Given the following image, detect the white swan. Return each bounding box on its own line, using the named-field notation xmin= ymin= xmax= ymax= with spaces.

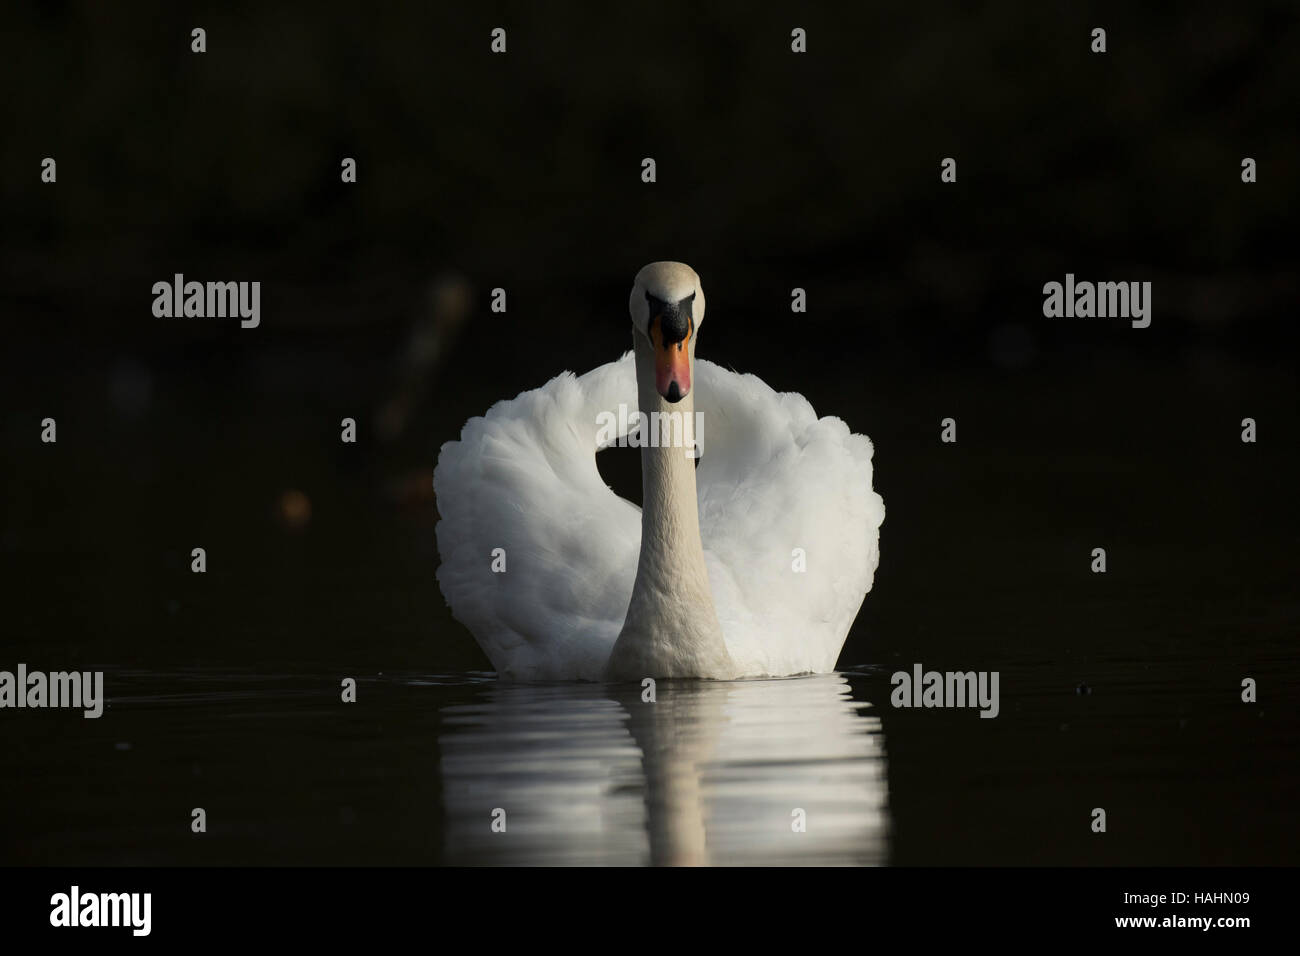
xmin=434 ymin=262 xmax=884 ymax=680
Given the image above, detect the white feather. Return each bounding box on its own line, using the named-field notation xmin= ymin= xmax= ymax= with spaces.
xmin=434 ymin=351 xmax=884 ymax=680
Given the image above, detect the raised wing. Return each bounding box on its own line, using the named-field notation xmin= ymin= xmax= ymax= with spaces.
xmin=694 ymin=363 xmax=884 ymax=676
xmin=434 ymin=354 xmax=641 ymax=679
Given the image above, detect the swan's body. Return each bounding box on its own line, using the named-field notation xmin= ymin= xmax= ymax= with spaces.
xmin=434 ymin=263 xmax=884 ymax=680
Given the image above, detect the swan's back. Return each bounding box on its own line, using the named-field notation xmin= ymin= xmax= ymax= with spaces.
xmin=434 ymin=352 xmax=884 ymax=679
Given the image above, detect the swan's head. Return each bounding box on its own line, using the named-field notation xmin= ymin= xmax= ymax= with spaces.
xmin=629 ymin=261 xmax=705 ymax=404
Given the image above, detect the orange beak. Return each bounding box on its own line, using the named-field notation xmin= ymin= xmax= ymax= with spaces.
xmin=650 ymin=316 xmax=691 ymax=402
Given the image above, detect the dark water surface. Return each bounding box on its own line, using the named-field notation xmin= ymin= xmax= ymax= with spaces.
xmin=3 ymin=650 xmax=1294 ymax=865
xmin=2 ymin=350 xmax=1296 ymax=866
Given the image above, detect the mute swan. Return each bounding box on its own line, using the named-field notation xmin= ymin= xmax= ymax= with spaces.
xmin=434 ymin=262 xmax=884 ymax=680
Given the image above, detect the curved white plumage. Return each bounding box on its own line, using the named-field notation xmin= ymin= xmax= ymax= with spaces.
xmin=434 ymin=351 xmax=884 ymax=680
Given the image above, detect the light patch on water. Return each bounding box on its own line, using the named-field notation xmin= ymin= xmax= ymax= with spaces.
xmin=439 ymin=674 xmax=889 ymax=865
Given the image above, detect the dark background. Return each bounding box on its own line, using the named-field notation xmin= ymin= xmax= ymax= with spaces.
xmin=1 ymin=2 xmax=1296 ymax=865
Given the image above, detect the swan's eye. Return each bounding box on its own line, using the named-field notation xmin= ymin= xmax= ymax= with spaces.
xmin=644 ymin=292 xmax=665 ymax=337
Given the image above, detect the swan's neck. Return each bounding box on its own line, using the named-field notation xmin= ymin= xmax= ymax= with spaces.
xmin=606 ymin=339 xmax=737 ymax=680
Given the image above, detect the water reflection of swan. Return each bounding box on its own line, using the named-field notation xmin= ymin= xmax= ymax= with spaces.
xmin=439 ymin=674 xmax=888 ymax=865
